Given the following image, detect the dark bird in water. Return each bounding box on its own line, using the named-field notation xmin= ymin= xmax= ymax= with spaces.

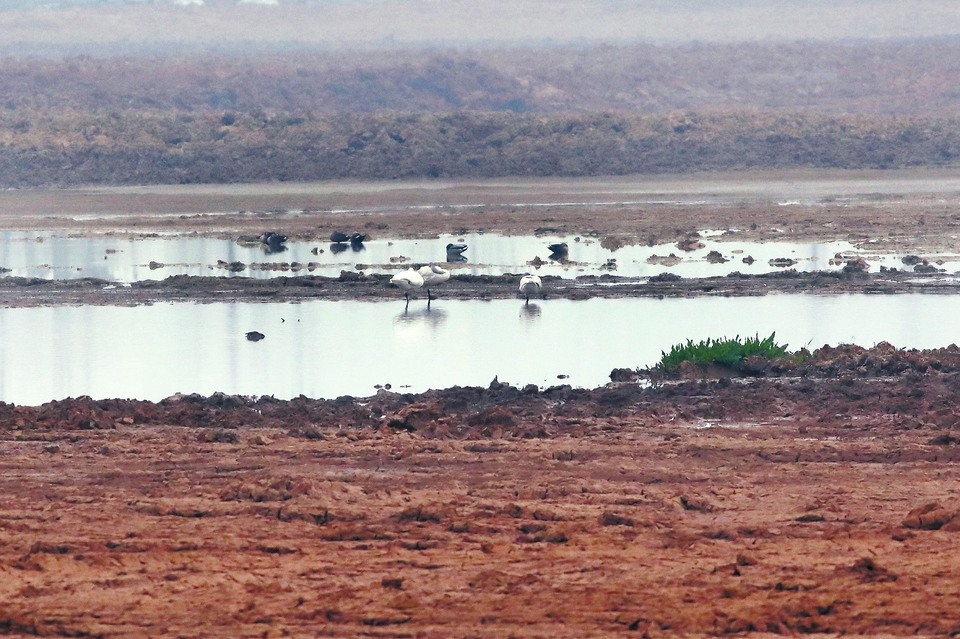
xmin=330 ymin=231 xmax=350 ymax=243
xmin=246 ymin=331 xmax=265 ymax=341
xmin=548 ymin=242 xmax=568 ymax=259
xmin=350 ymin=233 xmax=366 ymax=250
xmin=445 ymin=243 xmax=468 ymax=262
xmin=260 ymin=231 xmax=286 ymax=247
xmin=518 ymin=274 xmax=542 ymax=304
xmin=259 ymin=232 xmax=287 ymax=253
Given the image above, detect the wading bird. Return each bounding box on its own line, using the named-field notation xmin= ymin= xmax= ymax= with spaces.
xmin=518 ymin=274 xmax=542 ymax=304
xmin=418 ymin=264 xmax=451 ymax=303
xmin=390 ymin=268 xmax=424 ymax=308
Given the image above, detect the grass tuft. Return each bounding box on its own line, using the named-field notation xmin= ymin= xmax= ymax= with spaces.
xmin=655 ymin=333 xmax=793 ymax=373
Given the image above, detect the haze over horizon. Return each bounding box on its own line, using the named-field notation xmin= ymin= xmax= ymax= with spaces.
xmin=3 ymin=0 xmax=960 ymax=54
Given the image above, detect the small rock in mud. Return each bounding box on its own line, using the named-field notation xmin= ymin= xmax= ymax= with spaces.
xmin=338 ymin=270 xmax=365 ymax=281
xmin=600 ymin=235 xmax=627 ymax=251
xmin=842 ymin=257 xmax=870 ymax=273
xmin=609 ymin=368 xmax=639 ymax=382
xmin=216 ymin=260 xmax=246 ymax=272
xmin=676 ymin=236 xmax=705 ymax=252
xmin=915 ymin=263 xmax=942 ymax=273
xmin=245 ymin=331 xmax=265 ymax=341
xmin=742 ymin=255 xmax=755 ymax=265
xmin=648 ymin=272 xmax=682 ymax=283
xmin=647 ymin=253 xmax=682 ymax=266
xmin=901 ymin=255 xmax=923 ymax=266
xmin=706 ymin=250 xmax=727 ymax=264
xmin=769 ymin=257 xmax=797 ymax=268
xmin=846 ymin=557 xmax=898 ymax=583
xmin=902 ymin=502 xmax=958 ymax=530
xmin=381 ymin=578 xmax=403 ymax=590
xmin=149 ymin=261 xmax=164 ymax=270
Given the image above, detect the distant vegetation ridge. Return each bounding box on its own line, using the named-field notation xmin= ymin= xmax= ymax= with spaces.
xmin=3 ymin=42 xmax=960 ymax=185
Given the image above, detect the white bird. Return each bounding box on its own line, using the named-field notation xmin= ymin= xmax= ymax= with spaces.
xmin=390 ymin=268 xmax=424 ymax=308
xmin=518 ymin=274 xmax=542 ymax=304
xmin=417 ymin=264 xmax=450 ymax=303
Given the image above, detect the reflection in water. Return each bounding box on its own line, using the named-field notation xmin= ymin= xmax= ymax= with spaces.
xmin=262 ymin=245 xmax=288 ymax=255
xmin=4 ymin=294 xmax=960 ymax=405
xmin=394 ymin=305 xmax=448 ymax=330
xmin=520 ymin=303 xmax=542 ymax=322
xmin=1 ymin=231 xmax=950 ymax=283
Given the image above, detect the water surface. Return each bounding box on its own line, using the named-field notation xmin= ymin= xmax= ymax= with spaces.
xmin=0 ymin=231 xmax=948 ymax=282
xmin=5 ymin=294 xmax=960 ymax=406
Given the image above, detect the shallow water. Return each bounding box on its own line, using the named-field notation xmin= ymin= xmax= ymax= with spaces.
xmin=4 ymin=293 xmax=960 ymax=406
xmin=0 ymin=231 xmax=950 ymax=282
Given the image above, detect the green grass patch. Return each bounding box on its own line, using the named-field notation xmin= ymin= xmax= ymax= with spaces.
xmin=656 ymin=333 xmax=794 ymax=373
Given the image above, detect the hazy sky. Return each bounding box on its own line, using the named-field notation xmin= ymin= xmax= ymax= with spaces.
xmin=3 ymin=0 xmax=960 ymax=52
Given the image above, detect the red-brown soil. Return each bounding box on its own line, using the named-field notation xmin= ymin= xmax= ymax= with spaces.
xmin=4 ymin=344 xmax=960 ymax=636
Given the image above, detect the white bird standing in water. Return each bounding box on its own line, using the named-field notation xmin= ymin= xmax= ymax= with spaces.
xmin=518 ymin=274 xmax=542 ymax=304
xmin=390 ymin=268 xmax=424 ymax=308
xmin=417 ymin=264 xmax=450 ymax=303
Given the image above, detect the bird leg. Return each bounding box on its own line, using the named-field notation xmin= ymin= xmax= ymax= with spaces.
xmin=427 ymin=288 xmax=434 ymax=301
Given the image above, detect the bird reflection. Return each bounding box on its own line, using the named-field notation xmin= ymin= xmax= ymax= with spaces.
xmin=520 ymin=303 xmax=542 ymax=322
xmin=329 ymin=242 xmax=349 ymax=254
xmin=394 ymin=305 xmax=448 ymax=329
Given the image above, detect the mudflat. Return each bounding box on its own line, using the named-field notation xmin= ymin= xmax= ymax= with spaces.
xmin=4 ymin=171 xmax=960 ymax=637
xmin=4 ymin=344 xmax=960 ymax=636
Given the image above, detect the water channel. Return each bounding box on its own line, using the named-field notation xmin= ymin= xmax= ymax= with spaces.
xmin=4 ymin=293 xmax=959 ymax=406
xmin=0 ymin=231 xmax=950 ymax=282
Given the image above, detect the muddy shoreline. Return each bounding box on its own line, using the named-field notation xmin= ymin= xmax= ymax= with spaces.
xmin=1 ymin=268 xmax=958 ymax=307
xmin=5 ymin=345 xmax=960 ymax=635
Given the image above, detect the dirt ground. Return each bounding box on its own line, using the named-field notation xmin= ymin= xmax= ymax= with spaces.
xmin=5 ymin=344 xmax=960 ymax=636
xmin=6 ymin=171 xmax=960 ymax=637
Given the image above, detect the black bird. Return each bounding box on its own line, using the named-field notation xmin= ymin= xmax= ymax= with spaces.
xmin=350 ymin=233 xmax=366 ymax=251
xmin=246 ymin=331 xmax=265 ymax=341
xmin=259 ymin=232 xmax=287 ymax=253
xmin=445 ymin=242 xmax=468 ymax=262
xmin=330 ymin=231 xmax=350 ymax=243
xmin=548 ymin=242 xmax=568 ymax=260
